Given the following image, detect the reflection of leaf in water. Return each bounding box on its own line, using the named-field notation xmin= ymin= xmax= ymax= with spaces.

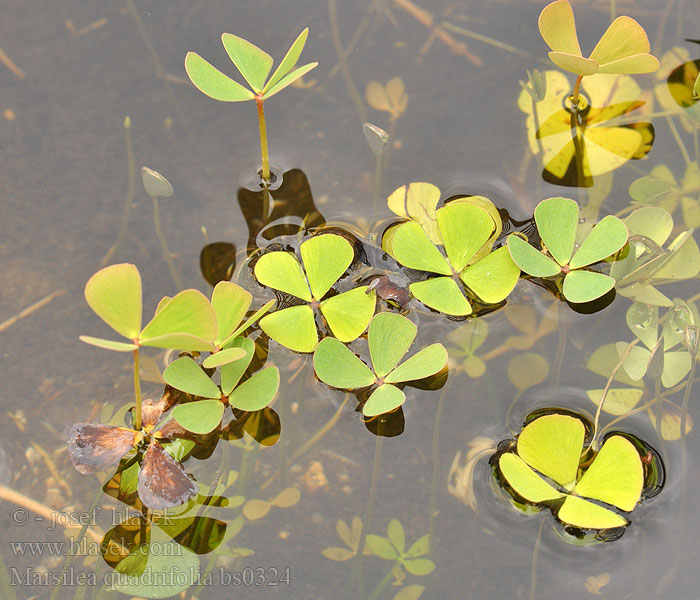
xmin=518 ymin=71 xmax=653 ymax=187
xmin=200 ymin=242 xmax=237 ymax=286
xmin=237 ymin=169 xmax=325 ymax=254
xmin=629 ymin=162 xmax=700 ymax=228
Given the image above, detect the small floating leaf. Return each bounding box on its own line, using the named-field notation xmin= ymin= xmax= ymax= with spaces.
xmin=573 ymin=435 xmax=643 ymax=511
xmin=229 ymin=367 xmax=280 ymax=412
xmin=301 ymin=235 xmax=353 ymax=300
xmin=363 ymin=384 xmax=405 ymax=417
xmin=163 ymin=357 xmax=221 ymax=399
xmin=259 ymin=304 xmax=317 ymax=353
xmin=313 ymin=338 xmax=376 ymax=389
xmin=384 ymin=344 xmax=447 ymax=384
xmin=391 ymin=221 xmax=451 ymax=275
xmin=507 ymin=235 xmax=561 ymax=277
xmin=569 ymin=215 xmax=628 ymax=269
xmin=320 ymin=287 xmax=375 ymax=343
xmin=499 ymin=453 xmax=565 ymax=502
xmin=535 ymin=197 xmax=579 ymax=265
xmin=557 ymin=495 xmax=627 ymax=529
xmin=562 ymin=270 xmax=615 ymax=303
xmin=436 ymin=203 xmax=493 ymax=273
xmin=369 ymin=313 xmax=416 ymax=378
xmin=172 ymin=399 xmax=224 ymax=434
xmin=517 ymin=414 xmax=584 ymax=489
xmin=254 ymin=251 xmax=312 ymax=301
xmin=461 ymin=246 xmax=521 ymax=304
xmin=409 ymin=277 xmax=472 ymax=316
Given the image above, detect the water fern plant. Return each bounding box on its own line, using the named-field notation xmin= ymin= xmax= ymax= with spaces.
xmin=185 ymin=29 xmax=318 ymax=182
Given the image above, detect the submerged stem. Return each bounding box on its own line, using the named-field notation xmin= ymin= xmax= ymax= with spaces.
xmin=256 ymin=96 xmax=270 ymax=183
xmin=133 ymin=348 xmax=142 ymax=430
xmin=152 ymin=195 xmax=182 ymax=290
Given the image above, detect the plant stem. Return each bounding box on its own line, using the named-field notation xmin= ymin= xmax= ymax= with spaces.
xmin=101 ymin=116 xmax=135 ymax=266
xmin=133 ymin=348 xmax=142 ymax=430
xmin=351 ymin=426 xmax=384 ymax=599
xmin=372 ymin=153 xmax=382 ymax=216
xmin=256 ymin=96 xmax=270 ymax=183
xmin=367 ymin=562 xmax=399 ymax=600
xmin=571 ymin=75 xmax=583 ymax=108
xmin=592 ymin=339 xmax=638 ymax=447
xmin=152 ymin=195 xmax=182 ymax=290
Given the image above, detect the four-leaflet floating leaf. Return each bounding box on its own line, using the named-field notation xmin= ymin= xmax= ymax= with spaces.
xmin=495 ymin=413 xmax=644 ymax=530
xmin=185 ymin=29 xmax=318 ymax=182
xmin=313 ymin=312 xmax=448 ymax=416
xmin=254 ymin=234 xmax=375 ymax=352
xmin=507 ymin=197 xmax=628 ymax=303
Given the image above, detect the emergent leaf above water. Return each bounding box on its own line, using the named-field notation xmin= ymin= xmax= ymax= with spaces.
xmin=80 ymin=263 xmax=218 ymax=352
xmin=538 ymin=0 xmax=659 ymax=77
xmin=507 ymin=197 xmax=628 ymax=303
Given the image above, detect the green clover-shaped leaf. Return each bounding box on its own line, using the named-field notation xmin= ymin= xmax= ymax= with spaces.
xmin=539 ymin=0 xmax=659 ymax=77
xmin=498 ymin=414 xmax=644 ymax=530
xmin=313 ymin=313 xmax=447 ymax=416
xmin=255 ymin=234 xmax=375 ymax=352
xmin=185 ymin=29 xmax=317 ymax=102
xmin=508 ymin=198 xmax=628 ymax=303
xmin=388 ymin=203 xmax=518 ymax=315
xmin=81 ymin=264 xmax=218 ymax=353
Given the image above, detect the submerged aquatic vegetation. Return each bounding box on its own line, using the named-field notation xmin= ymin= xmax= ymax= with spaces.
xmin=313 ymin=312 xmax=447 ymax=416
xmin=507 ymin=196 xmax=628 ymax=303
xmin=254 ymin=233 xmax=375 ymax=352
xmin=611 ymin=206 xmax=700 ymax=306
xmin=495 ymin=412 xmax=646 ymax=531
xmin=185 ymin=29 xmax=317 ymax=182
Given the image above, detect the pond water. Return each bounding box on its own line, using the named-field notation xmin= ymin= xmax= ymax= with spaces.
xmin=3 ymin=0 xmax=700 ymax=598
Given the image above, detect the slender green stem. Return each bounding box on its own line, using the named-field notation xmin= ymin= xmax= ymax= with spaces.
xmin=255 ymin=96 xmax=270 ymax=183
xmin=329 ymin=0 xmax=367 ymax=123
xmin=152 ymin=195 xmax=182 ymax=290
xmin=666 ymin=115 xmax=691 ymax=165
xmin=679 ymin=355 xmax=696 ymax=480
xmin=372 ymin=154 xmax=382 ymax=216
xmin=528 ymin=519 xmax=545 ymax=600
xmin=592 ymin=339 xmax=639 ymax=447
xmin=428 ymin=387 xmax=448 ymax=554
xmin=101 ymin=117 xmax=135 ymax=266
xmin=367 ymin=561 xmax=399 ymax=600
xmin=133 ymin=348 xmax=142 ymax=430
xmin=571 ymin=75 xmax=583 ymax=108
xmin=351 ymin=426 xmax=384 ymax=599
